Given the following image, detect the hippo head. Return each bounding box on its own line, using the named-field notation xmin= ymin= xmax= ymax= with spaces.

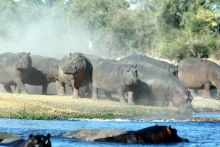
xmin=25 ymin=133 xmax=51 ymax=147
xmin=170 ymin=84 xmax=193 ymax=113
xmin=62 ymin=53 xmax=86 ymax=74
xmin=121 ymin=64 xmax=139 ymax=87
xmin=211 ymin=72 xmax=220 ymax=97
xmin=14 ymin=52 xmax=32 ymax=70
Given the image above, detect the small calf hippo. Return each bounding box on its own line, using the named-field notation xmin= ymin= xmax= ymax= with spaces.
xmin=92 ymin=60 xmax=139 ymax=104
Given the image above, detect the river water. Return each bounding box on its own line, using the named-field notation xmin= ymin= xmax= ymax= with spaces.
xmin=0 ymin=112 xmax=219 ymax=147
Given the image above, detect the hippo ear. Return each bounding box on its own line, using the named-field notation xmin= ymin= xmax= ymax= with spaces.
xmin=47 ymin=133 xmax=51 ymax=139
xmin=134 ymin=64 xmax=137 ymax=68
xmin=28 ymin=52 xmax=30 ymax=56
xmin=69 ymin=53 xmax=72 ymax=56
xmin=29 ymin=134 xmax=33 ymax=138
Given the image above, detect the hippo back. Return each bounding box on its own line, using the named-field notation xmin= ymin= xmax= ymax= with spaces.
xmin=119 ymin=53 xmax=178 ymax=76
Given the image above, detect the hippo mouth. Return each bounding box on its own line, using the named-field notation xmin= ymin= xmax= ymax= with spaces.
xmin=63 ymin=71 xmax=76 ymax=74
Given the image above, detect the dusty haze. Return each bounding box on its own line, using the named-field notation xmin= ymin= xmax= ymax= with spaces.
xmin=0 ymin=1 xmax=99 ymax=59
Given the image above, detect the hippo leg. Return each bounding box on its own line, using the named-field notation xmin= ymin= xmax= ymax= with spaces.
xmin=71 ymin=80 xmax=79 ymax=98
xmin=92 ymin=86 xmax=98 ymax=99
xmin=42 ymin=83 xmax=48 ymax=95
xmin=127 ymin=91 xmax=134 ymax=105
xmin=84 ymin=83 xmax=92 ymax=97
xmin=117 ymin=89 xmax=126 ymax=104
xmin=203 ymin=83 xmax=212 ymax=98
xmin=14 ymin=79 xmax=27 ymax=94
xmin=55 ymin=81 xmax=65 ymax=95
xmin=104 ymin=91 xmax=112 ymax=98
xmin=4 ymin=84 xmax=13 ymax=93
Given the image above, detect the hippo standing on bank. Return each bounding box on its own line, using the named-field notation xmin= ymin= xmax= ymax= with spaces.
xmin=92 ymin=60 xmax=139 ymax=104
xmin=119 ymin=53 xmax=178 ymax=76
xmin=22 ymin=55 xmax=60 ymax=95
xmin=58 ymin=53 xmax=93 ymax=98
xmin=134 ymin=64 xmax=193 ymax=113
xmin=0 ymin=52 xmax=32 ymax=93
xmin=178 ymin=58 xmax=220 ymax=98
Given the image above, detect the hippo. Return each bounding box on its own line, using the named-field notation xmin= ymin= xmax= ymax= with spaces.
xmin=58 ymin=53 xmax=93 ymax=98
xmin=134 ymin=65 xmax=193 ymax=113
xmin=21 ymin=55 xmax=60 ymax=95
xmin=63 ymin=125 xmax=188 ymax=144
xmin=92 ymin=60 xmax=139 ymax=104
xmin=95 ymin=125 xmax=189 ymax=144
xmin=0 ymin=52 xmax=32 ymax=93
xmin=178 ymin=58 xmax=220 ymax=98
xmin=119 ymin=53 xmax=178 ymax=76
xmin=0 ymin=133 xmax=51 ymax=147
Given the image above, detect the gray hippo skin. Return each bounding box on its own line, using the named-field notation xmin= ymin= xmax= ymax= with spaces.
xmin=92 ymin=60 xmax=139 ymax=104
xmin=178 ymin=58 xmax=220 ymax=98
xmin=0 ymin=52 xmax=32 ymax=93
xmin=22 ymin=55 xmax=60 ymax=95
xmin=135 ymin=65 xmax=193 ymax=113
xmin=119 ymin=53 xmax=178 ymax=76
xmin=63 ymin=125 xmax=188 ymax=144
xmin=58 ymin=53 xmax=93 ymax=98
xmin=0 ymin=133 xmax=51 ymax=147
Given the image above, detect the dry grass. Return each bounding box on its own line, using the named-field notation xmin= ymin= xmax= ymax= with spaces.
xmin=0 ymin=93 xmax=179 ymax=120
xmin=192 ymin=96 xmax=220 ymax=112
xmin=0 ymin=93 xmax=219 ymax=120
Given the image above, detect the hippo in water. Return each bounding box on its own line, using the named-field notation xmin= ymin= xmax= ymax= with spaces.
xmin=64 ymin=125 xmax=189 ymax=144
xmin=92 ymin=60 xmax=139 ymax=104
xmin=178 ymin=58 xmax=220 ymax=98
xmin=0 ymin=52 xmax=32 ymax=93
xmin=133 ymin=65 xmax=193 ymax=113
xmin=58 ymin=53 xmax=93 ymax=98
xmin=0 ymin=133 xmax=51 ymax=147
xmin=119 ymin=53 xmax=178 ymax=76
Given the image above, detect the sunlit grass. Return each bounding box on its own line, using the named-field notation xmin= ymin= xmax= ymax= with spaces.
xmin=0 ymin=93 xmax=218 ymax=120
xmin=0 ymin=93 xmax=179 ymax=120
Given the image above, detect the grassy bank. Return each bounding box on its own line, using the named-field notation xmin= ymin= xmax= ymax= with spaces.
xmin=0 ymin=93 xmax=180 ymax=120
xmin=0 ymin=93 xmax=219 ymax=120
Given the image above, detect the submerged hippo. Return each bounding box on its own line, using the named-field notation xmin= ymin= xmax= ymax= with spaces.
xmin=0 ymin=133 xmax=51 ymax=147
xmin=178 ymin=58 xmax=220 ymax=98
xmin=0 ymin=52 xmax=32 ymax=93
xmin=58 ymin=53 xmax=93 ymax=98
xmin=92 ymin=60 xmax=139 ymax=104
xmin=134 ymin=65 xmax=193 ymax=113
xmin=119 ymin=53 xmax=178 ymax=76
xmin=21 ymin=55 xmax=60 ymax=95
xmin=63 ymin=125 xmax=188 ymax=144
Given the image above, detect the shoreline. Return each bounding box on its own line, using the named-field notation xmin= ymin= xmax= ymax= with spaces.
xmin=0 ymin=93 xmax=219 ymax=121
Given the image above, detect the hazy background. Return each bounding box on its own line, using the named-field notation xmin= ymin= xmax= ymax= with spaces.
xmin=0 ymin=0 xmax=220 ymax=60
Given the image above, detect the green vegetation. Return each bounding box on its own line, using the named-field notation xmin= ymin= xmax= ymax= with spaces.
xmin=0 ymin=0 xmax=220 ymax=59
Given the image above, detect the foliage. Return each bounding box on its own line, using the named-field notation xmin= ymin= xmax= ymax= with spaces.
xmin=0 ymin=0 xmax=220 ymax=60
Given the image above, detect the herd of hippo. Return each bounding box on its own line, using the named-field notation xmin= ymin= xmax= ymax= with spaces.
xmin=1 ymin=52 xmax=220 ymax=113
xmin=0 ymin=125 xmax=188 ymax=146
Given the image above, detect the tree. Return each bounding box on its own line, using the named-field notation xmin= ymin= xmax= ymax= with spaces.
xmin=66 ymin=0 xmax=129 ymax=50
